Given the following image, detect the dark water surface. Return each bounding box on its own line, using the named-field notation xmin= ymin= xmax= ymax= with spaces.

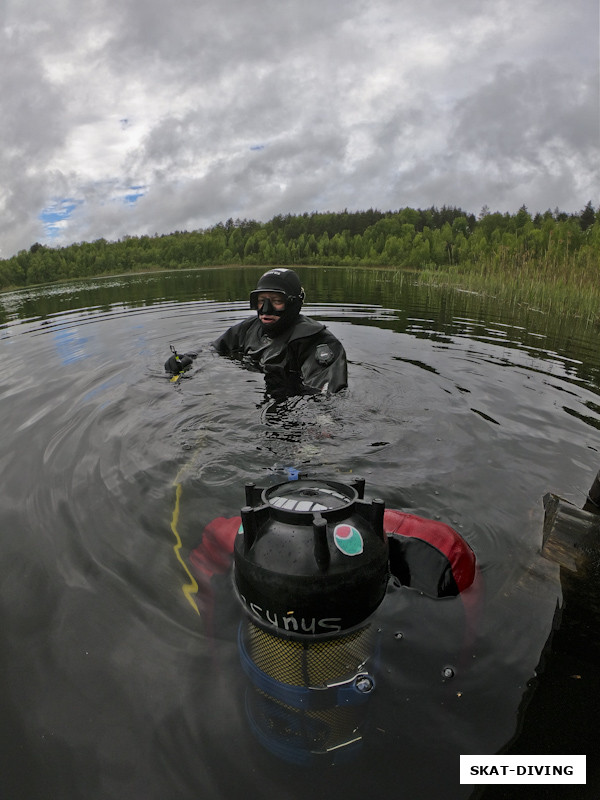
xmin=1 ymin=266 xmax=599 ymax=799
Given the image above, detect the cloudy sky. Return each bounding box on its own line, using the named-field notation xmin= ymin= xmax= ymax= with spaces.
xmin=1 ymin=0 xmax=598 ymax=257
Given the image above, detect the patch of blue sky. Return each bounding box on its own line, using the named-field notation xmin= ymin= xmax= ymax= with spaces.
xmin=39 ymin=198 xmax=81 ymax=238
xmin=123 ymin=185 xmax=146 ymax=204
xmin=250 ymin=144 xmax=265 ymax=151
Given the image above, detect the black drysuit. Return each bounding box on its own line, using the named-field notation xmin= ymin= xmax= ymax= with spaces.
xmin=212 ymin=315 xmax=347 ymax=397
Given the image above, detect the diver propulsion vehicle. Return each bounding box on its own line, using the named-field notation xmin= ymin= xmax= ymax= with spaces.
xmin=234 ymin=476 xmax=387 ymax=763
xmin=231 ymin=475 xmax=476 ymax=763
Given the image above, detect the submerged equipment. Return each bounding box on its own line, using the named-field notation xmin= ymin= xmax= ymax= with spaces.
xmin=234 ymin=476 xmax=386 ymax=763
xmin=189 ymin=474 xmax=478 ymax=763
xmin=165 ymin=344 xmax=195 ymax=380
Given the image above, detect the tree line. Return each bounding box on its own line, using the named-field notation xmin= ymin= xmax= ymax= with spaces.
xmin=1 ymin=203 xmax=598 ymax=291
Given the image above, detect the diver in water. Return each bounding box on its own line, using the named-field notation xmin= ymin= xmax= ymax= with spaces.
xmin=166 ymin=269 xmax=348 ymax=398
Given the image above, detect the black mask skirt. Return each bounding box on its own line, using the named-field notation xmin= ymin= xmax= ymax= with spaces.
xmin=257 ymin=297 xmax=301 ymax=336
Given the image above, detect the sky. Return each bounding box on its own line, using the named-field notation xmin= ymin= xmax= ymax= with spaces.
xmin=1 ymin=0 xmax=599 ymax=257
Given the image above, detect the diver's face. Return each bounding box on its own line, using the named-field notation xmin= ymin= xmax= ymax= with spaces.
xmin=257 ymin=292 xmax=286 ymax=325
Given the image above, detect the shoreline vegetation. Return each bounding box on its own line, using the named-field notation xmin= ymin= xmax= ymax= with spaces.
xmin=1 ymin=204 xmax=599 ymax=323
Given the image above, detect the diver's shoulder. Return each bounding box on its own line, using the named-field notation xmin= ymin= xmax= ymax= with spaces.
xmin=288 ymin=314 xmax=327 ymax=340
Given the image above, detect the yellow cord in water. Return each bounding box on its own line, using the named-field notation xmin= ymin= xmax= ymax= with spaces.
xmin=169 ymin=425 xmax=208 ymax=614
xmin=170 ymin=481 xmax=200 ymax=614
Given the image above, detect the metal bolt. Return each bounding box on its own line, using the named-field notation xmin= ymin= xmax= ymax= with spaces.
xmin=355 ymin=675 xmax=375 ymax=694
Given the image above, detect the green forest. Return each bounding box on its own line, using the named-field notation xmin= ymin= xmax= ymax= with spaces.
xmin=1 ymin=203 xmax=599 ymax=316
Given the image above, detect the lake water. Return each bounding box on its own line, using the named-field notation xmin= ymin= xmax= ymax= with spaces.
xmin=1 ymin=266 xmax=598 ymax=799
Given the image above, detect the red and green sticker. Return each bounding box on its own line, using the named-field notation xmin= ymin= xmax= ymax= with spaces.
xmin=333 ymin=524 xmax=364 ymax=556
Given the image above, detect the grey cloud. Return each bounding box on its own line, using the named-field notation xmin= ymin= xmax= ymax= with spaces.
xmin=452 ymin=61 xmax=599 ymax=161
xmin=0 ymin=0 xmax=598 ymax=256
xmin=440 ymin=58 xmax=600 ymax=211
xmin=0 ymin=28 xmax=73 ymax=250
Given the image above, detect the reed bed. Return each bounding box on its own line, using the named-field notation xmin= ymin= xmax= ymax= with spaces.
xmin=415 ymin=249 xmax=600 ymax=326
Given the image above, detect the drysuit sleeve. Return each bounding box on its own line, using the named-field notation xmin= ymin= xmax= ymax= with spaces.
xmin=296 ymin=334 xmax=348 ymax=393
xmin=212 ymin=320 xmax=250 ymax=355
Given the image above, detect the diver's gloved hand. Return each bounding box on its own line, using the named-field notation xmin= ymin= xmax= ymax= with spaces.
xmin=164 ymin=351 xmax=196 ymax=374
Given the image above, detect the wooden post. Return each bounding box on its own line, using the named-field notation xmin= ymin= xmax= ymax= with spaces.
xmin=474 ymin=472 xmax=600 ymax=790
xmin=542 ymin=492 xmax=600 ymax=572
xmin=583 ymin=468 xmax=600 ymax=514
xmin=479 ymin=562 xmax=600 ymax=788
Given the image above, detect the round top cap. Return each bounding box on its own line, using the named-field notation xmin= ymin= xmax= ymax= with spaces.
xmin=263 ymin=479 xmax=357 ymax=515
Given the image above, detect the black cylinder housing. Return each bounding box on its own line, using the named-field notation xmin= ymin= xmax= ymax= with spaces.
xmin=234 ymin=477 xmax=389 ymax=637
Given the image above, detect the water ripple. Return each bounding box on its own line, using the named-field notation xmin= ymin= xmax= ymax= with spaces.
xmin=1 ymin=271 xmax=598 ymax=797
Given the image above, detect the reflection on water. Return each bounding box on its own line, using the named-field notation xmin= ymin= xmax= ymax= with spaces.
xmin=1 ymin=267 xmax=599 ymax=799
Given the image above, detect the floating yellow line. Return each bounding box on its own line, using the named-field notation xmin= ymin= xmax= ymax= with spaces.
xmin=170 ymin=480 xmax=200 ymax=615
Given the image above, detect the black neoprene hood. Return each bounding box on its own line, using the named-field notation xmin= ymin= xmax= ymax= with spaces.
xmin=249 ymin=269 xmax=305 ymax=309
